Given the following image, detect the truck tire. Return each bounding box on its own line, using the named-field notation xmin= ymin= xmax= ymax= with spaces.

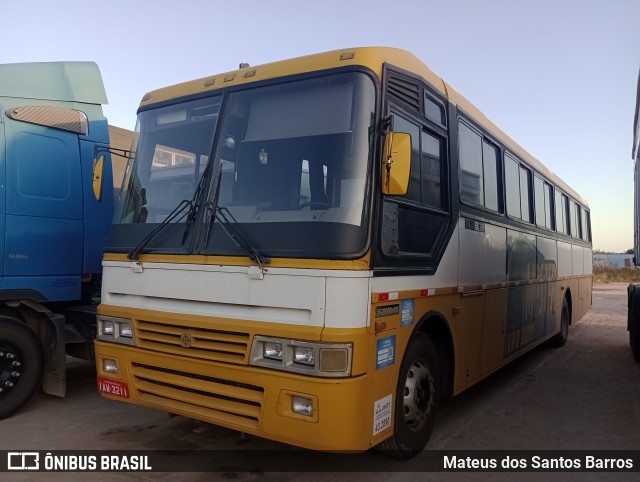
xmin=631 ymin=323 xmax=640 ymax=362
xmin=629 ymin=286 xmax=640 ymax=362
xmin=0 ymin=317 xmax=44 ymax=419
xmin=377 ymin=333 xmax=440 ymax=459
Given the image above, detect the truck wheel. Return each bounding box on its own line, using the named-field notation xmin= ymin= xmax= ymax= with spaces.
xmin=377 ymin=333 xmax=440 ymax=459
xmin=0 ymin=317 xmax=44 ymax=419
xmin=548 ymin=297 xmax=570 ymax=347
xmin=630 ymin=307 xmax=640 ymax=362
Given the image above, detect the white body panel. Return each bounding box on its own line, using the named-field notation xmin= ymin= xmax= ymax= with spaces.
xmin=557 ymin=241 xmax=573 ymax=278
xmin=102 ymin=261 xmax=372 ymax=329
xmin=583 ymin=247 xmax=593 ymax=274
xmin=536 ymin=236 xmax=558 ymax=280
xmin=459 ymin=219 xmax=507 ymax=287
xmin=572 ymin=245 xmax=584 ymax=276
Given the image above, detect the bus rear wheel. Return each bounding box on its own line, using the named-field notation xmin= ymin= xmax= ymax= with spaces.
xmin=377 ymin=333 xmax=440 ymax=459
xmin=548 ymin=297 xmax=570 ymax=348
xmin=0 ymin=317 xmax=43 ymax=419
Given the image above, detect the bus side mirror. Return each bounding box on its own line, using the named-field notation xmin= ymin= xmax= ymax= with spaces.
xmin=381 ymin=132 xmax=411 ymax=195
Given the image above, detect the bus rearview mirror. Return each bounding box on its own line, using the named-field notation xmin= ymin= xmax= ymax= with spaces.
xmin=382 ymin=132 xmax=411 ymax=195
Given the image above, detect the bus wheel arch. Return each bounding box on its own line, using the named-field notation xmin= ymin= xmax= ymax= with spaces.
xmin=564 ymin=288 xmax=573 ymax=325
xmin=416 ymin=313 xmax=454 ymax=404
xmin=548 ymin=292 xmax=571 ymax=347
xmin=377 ymin=313 xmax=453 ymax=459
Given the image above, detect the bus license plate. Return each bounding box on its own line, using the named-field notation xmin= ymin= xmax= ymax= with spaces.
xmin=97 ymin=377 xmax=130 ymax=399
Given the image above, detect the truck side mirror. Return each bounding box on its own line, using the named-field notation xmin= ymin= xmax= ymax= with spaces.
xmin=381 ymin=132 xmax=411 ymax=195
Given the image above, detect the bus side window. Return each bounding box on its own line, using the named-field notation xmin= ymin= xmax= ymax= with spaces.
xmin=382 ymin=113 xmax=448 ymax=257
xmin=555 ymin=189 xmax=569 ymax=235
xmin=458 ymin=120 xmax=500 ymax=212
xmin=505 ymin=153 xmax=532 ymax=223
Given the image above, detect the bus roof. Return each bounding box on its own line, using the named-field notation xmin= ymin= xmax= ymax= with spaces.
xmin=0 ymin=61 xmax=108 ymax=104
xmin=140 ymin=47 xmax=587 ymax=206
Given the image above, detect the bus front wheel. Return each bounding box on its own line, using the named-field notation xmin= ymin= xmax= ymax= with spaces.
xmin=377 ymin=333 xmax=440 ymax=459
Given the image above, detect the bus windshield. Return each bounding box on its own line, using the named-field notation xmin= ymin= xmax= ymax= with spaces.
xmin=112 ymin=71 xmax=376 ymax=259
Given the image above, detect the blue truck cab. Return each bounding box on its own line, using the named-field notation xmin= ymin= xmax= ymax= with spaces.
xmin=0 ymin=62 xmax=120 ymax=418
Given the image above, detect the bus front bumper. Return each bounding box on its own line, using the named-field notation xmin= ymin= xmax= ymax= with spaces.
xmin=94 ymin=340 xmax=381 ymax=452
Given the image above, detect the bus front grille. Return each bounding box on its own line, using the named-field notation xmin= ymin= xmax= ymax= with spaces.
xmin=135 ymin=319 xmax=250 ymax=364
xmin=130 ymin=363 xmax=264 ymax=431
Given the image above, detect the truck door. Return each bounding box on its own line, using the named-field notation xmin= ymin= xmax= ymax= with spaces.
xmin=3 ymin=114 xmax=83 ymax=301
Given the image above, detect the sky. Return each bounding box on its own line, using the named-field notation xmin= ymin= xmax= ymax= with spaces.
xmin=1 ymin=0 xmax=638 ymax=252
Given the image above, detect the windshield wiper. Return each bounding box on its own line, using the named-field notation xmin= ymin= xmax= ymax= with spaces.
xmin=203 ymin=165 xmax=270 ymax=269
xmin=127 ymin=158 xmax=217 ymax=260
xmin=127 ymin=199 xmax=192 ymax=260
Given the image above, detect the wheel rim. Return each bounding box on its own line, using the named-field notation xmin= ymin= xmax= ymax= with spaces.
xmin=0 ymin=342 xmax=24 ymax=397
xmin=402 ymin=358 xmax=435 ymax=432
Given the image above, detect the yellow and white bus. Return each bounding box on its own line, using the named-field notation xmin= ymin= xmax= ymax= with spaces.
xmin=94 ymin=47 xmax=592 ymax=458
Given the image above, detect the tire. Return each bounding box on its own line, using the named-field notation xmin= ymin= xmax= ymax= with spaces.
xmin=548 ymin=297 xmax=570 ymax=348
xmin=377 ymin=333 xmax=440 ymax=459
xmin=0 ymin=317 xmax=44 ymax=419
xmin=630 ymin=299 xmax=640 ymax=362
xmin=628 ymin=285 xmax=640 ymax=362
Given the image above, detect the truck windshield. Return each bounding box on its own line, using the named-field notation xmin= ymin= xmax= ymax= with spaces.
xmin=111 ymin=71 xmax=376 ymax=259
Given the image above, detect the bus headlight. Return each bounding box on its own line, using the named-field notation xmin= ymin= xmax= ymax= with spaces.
xmin=250 ymin=336 xmax=352 ymax=377
xmin=97 ymin=315 xmax=135 ymax=345
xmin=293 ymin=346 xmax=315 ymax=366
xmin=263 ymin=341 xmax=283 ymax=361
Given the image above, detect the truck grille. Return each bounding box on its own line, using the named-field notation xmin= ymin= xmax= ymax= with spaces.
xmin=131 ymin=363 xmax=264 ymax=431
xmin=135 ymin=319 xmax=250 ymax=364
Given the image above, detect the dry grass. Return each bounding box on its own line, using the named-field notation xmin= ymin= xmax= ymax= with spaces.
xmin=593 ymin=265 xmax=640 ymax=284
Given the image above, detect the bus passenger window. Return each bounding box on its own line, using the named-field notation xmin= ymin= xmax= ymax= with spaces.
xmin=555 ymin=189 xmax=569 ymax=235
xmin=505 ymin=153 xmax=532 ymax=223
xmin=505 ymin=155 xmax=521 ymax=218
xmin=534 ymin=176 xmax=545 ymax=227
xmin=459 ymin=122 xmax=483 ymax=206
xmin=459 ymin=120 xmax=499 ymax=212
xmin=544 ymin=183 xmax=553 ymax=229
xmin=421 ymin=131 xmax=443 ymax=209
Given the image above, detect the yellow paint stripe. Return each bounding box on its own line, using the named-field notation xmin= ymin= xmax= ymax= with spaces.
xmin=103 ymin=252 xmax=370 ymax=270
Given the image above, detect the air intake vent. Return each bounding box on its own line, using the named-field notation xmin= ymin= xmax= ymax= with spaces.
xmin=6 ymin=105 xmax=89 ymax=135
xmin=387 ymin=76 xmax=421 ymax=111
